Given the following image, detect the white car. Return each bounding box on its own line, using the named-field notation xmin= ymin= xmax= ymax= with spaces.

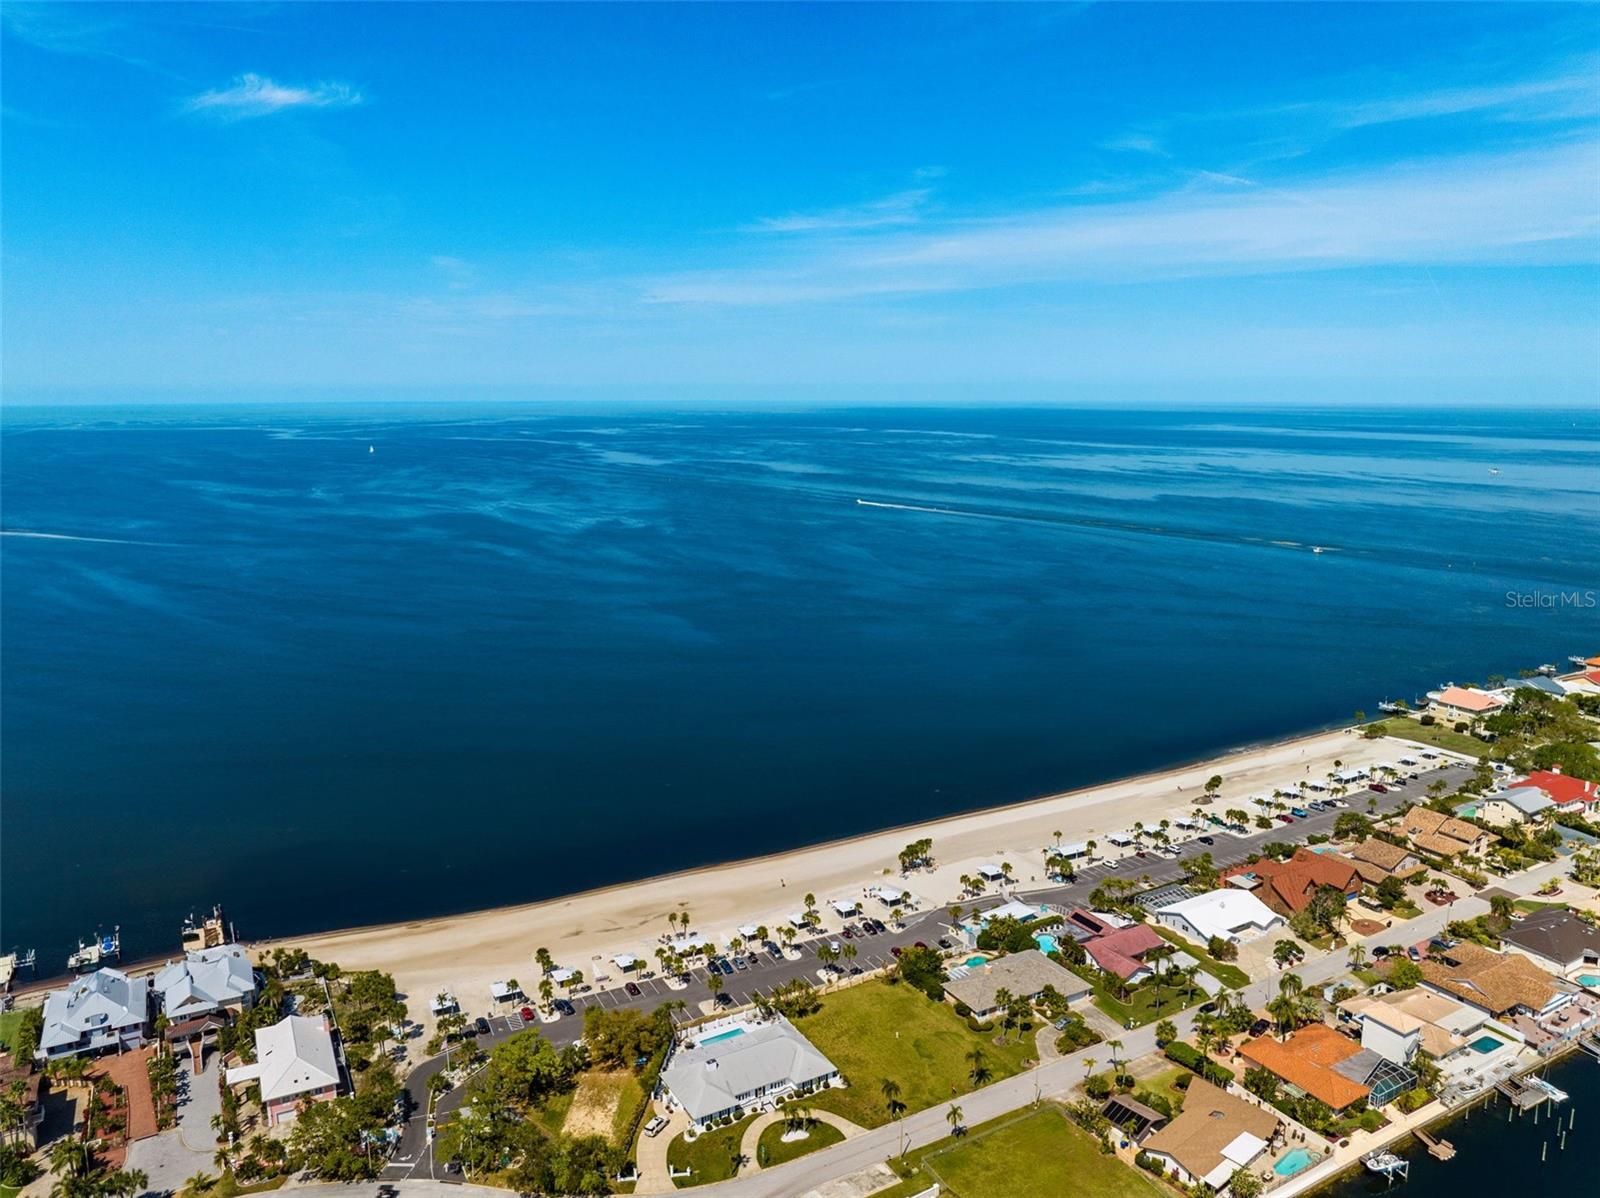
xmin=643 ymin=1116 xmax=668 ymax=1138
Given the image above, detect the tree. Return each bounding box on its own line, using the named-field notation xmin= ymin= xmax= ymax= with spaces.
xmin=1347 ymin=944 xmax=1368 ymax=971
xmin=881 ymin=1078 xmax=907 ymax=1155
xmin=1388 ymin=959 xmax=1423 ymax=990
xmin=946 ymin=1103 xmax=965 ymax=1136
xmin=707 ymin=973 xmax=725 ymax=1003
xmin=1154 ymin=1019 xmax=1177 ymax=1046
xmin=1205 ymin=774 xmax=1224 ymax=799
xmin=1305 ymin=885 xmax=1347 ymax=935
xmin=1230 ymin=1168 xmax=1264 ymax=1198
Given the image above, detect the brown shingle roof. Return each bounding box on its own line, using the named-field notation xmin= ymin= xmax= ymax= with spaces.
xmin=1417 ymin=943 xmax=1558 ymax=1015
xmin=1142 ymin=1077 xmax=1277 ymax=1181
xmin=1347 ymin=839 xmax=1424 ymax=883
xmin=1401 ymin=808 xmax=1490 ymax=855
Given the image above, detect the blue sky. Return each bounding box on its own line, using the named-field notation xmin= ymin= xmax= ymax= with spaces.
xmin=3 ymin=2 xmax=1597 ymax=402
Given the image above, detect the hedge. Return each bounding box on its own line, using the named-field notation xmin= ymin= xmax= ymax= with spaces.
xmin=1164 ymin=1041 xmax=1235 ymax=1086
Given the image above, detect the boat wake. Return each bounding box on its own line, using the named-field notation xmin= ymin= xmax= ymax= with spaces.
xmin=0 ymin=529 xmax=171 ymax=547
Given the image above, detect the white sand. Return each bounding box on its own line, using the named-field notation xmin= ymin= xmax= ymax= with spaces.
xmin=273 ymin=727 xmax=1403 ymax=1032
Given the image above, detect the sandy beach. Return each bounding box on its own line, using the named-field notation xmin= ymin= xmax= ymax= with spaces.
xmin=271 ymin=725 xmax=1409 ymax=1030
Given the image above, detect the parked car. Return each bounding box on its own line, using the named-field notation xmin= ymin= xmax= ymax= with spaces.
xmin=733 ymin=957 xmax=748 ymax=971
xmin=643 ymin=1116 xmax=668 ymax=1138
xmin=841 ymin=928 xmax=854 ymax=939
xmin=1198 ymin=835 xmax=1215 ymax=845
xmin=937 ymin=937 xmax=954 ymax=950
xmin=474 ymin=1017 xmax=491 ymax=1035
xmin=891 ymin=946 xmax=903 ymax=957
xmin=1370 ymin=782 xmax=1389 ymax=793
xmin=555 ymin=999 xmax=575 ymax=1016
xmin=1329 ymin=798 xmax=1350 ymax=807
xmin=1249 ymin=1018 xmax=1271 ymax=1037
xmin=1291 ymin=807 xmax=1311 ymax=817
xmin=625 ymin=982 xmax=642 ymax=996
xmin=519 ymin=1006 xmax=536 ymax=1022
xmin=1198 ymin=1002 xmax=1218 ymax=1015
xmin=1276 ymin=813 xmax=1296 ymax=824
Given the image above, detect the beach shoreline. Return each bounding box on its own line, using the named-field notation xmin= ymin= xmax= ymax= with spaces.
xmin=234 ymin=720 xmax=1400 ymax=1031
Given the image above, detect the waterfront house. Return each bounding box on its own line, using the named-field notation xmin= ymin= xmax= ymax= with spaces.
xmin=1339 ymin=989 xmax=1524 ymax=1083
xmin=943 ymin=949 xmax=1090 ymax=1019
xmin=1240 ymin=1022 xmax=1415 ymax=1109
xmin=37 ymin=968 xmax=149 ymax=1061
xmin=1219 ymin=848 xmax=1361 ymax=920
xmin=658 ymin=1014 xmax=838 ymax=1130
xmin=227 ymin=1014 xmax=343 ymax=1126
xmin=1507 ymin=676 xmax=1568 ymax=698
xmin=1417 ymin=942 xmax=1571 ymax=1019
xmin=1399 ymin=807 xmax=1496 ymax=858
xmin=154 ymin=944 xmax=256 ymax=1021
xmin=1505 ymin=769 xmax=1600 ymax=816
xmin=1152 ymin=889 xmax=1283 ymax=945
xmin=1140 ymin=1077 xmax=1277 ymax=1188
xmin=1476 ymin=788 xmax=1556 ymax=829
xmin=1345 ymin=838 xmax=1426 ymax=886
xmin=1499 ymin=908 xmax=1600 ymax=980
xmin=1426 ymin=686 xmax=1505 ymax=719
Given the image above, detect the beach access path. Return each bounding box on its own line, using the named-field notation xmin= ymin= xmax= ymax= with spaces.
xmin=380 ymin=759 xmax=1474 ymax=1184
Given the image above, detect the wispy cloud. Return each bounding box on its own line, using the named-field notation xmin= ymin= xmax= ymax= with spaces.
xmin=743 ymin=188 xmax=932 ymax=234
xmin=183 ymin=73 xmax=363 ymax=120
xmin=1336 ymin=64 xmax=1600 ymax=129
xmin=645 ymin=141 xmax=1599 ymax=305
xmin=1101 ymin=133 xmax=1167 ymax=156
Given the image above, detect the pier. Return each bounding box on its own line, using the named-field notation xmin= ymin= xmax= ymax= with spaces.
xmin=1495 ymin=1075 xmax=1565 ymax=1111
xmin=1414 ymin=1129 xmax=1456 ymax=1161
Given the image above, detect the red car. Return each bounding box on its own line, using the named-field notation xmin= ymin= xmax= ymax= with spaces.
xmin=1276 ymin=813 xmax=1295 ymax=824
xmin=1370 ymin=783 xmax=1389 ymax=793
xmin=519 ymin=1007 xmax=536 ymax=1022
xmin=625 ymin=982 xmax=642 ymax=997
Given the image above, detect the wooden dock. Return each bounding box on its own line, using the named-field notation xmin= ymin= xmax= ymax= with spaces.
xmin=1415 ymin=1129 xmax=1456 ymax=1160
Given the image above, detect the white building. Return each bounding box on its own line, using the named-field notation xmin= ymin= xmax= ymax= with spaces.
xmin=659 ymin=1014 xmax=840 ymax=1129
xmin=154 ymin=944 xmax=257 ymax=1021
xmin=37 ymin=968 xmax=149 ymax=1061
xmin=228 ymin=1015 xmax=343 ymax=1127
xmin=1153 ymin=889 xmax=1283 ymax=945
xmin=868 ymin=885 xmax=907 ymax=907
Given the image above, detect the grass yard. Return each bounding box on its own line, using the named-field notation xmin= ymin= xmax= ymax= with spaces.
xmin=1514 ymin=899 xmax=1568 ymax=914
xmin=795 ymin=979 xmax=1034 ymax=1128
xmin=878 ymin=1106 xmax=1166 ymax=1198
xmin=1152 ymin=927 xmax=1251 ymax=989
xmin=561 ymin=1069 xmax=644 ymax=1146
xmin=1373 ymin=718 xmax=1490 ymax=759
xmin=531 ymin=1088 xmax=575 ymax=1137
xmin=1138 ymin=1066 xmax=1191 ymax=1113
xmin=1091 ymin=980 xmax=1203 ymax=1029
xmin=755 ymin=1119 xmax=844 ymax=1168
xmin=668 ymin=1115 xmax=757 ymax=1188
xmin=0 ymin=1010 xmax=22 ymax=1054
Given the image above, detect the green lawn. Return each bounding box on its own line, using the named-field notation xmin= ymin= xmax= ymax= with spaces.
xmin=1151 ymin=928 xmax=1251 ymax=989
xmin=1138 ymin=1067 xmax=1191 ymax=1114
xmin=1090 ymin=979 xmax=1204 ymax=1029
xmin=0 ymin=1010 xmax=22 ymax=1054
xmin=795 ymin=980 xmax=1035 ymax=1128
xmin=668 ymin=1115 xmax=757 ymax=1188
xmin=1514 ymin=899 xmax=1568 ymax=914
xmin=1373 ymin=718 xmax=1490 ymax=758
xmin=755 ymin=1119 xmax=845 ymax=1168
xmin=877 ymin=1106 xmax=1166 ymax=1198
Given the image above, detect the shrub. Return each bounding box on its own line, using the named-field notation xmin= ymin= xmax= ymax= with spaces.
xmin=1164 ymin=1042 xmax=1235 ymax=1086
xmin=1084 ymin=1073 xmax=1113 ymax=1100
xmin=1207 ymin=935 xmax=1239 ymax=962
xmin=1135 ymin=1152 xmax=1165 ymax=1176
xmin=953 ymin=1002 xmax=972 ymax=1018
xmin=1395 ymin=1087 xmax=1432 ymax=1114
xmin=1420 ymin=714 xmax=1436 ymax=726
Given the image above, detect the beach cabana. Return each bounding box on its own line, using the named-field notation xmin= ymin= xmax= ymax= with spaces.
xmin=489 ymin=980 xmax=524 ymax=1003
xmin=788 ymin=912 xmax=815 ymax=928
xmin=548 ymin=967 xmax=578 ymax=985
xmin=430 ymin=991 xmax=458 ymax=1015
xmin=977 ymin=863 xmax=1006 ymax=881
xmin=611 ymin=954 xmax=640 ymax=972
xmin=830 ymin=899 xmax=860 ymax=917
xmin=737 ymin=924 xmax=762 ymax=940
xmin=1106 ymin=831 xmax=1136 ymax=847
xmin=870 ymin=885 xmax=906 ymax=906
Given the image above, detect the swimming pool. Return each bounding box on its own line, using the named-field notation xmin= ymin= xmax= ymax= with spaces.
xmin=1274 ymin=1148 xmax=1315 ymax=1177
xmin=1578 ymin=974 xmax=1600 ymax=988
xmin=964 ymin=956 xmax=987 ymax=968
xmin=1035 ymin=933 xmax=1060 ymax=954
xmin=1468 ymin=1034 xmax=1504 ymax=1054
xmin=700 ymin=1028 xmax=746 ymax=1045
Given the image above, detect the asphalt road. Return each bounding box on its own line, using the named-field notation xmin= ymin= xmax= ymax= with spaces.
xmin=381 ymin=758 xmax=1475 ymax=1182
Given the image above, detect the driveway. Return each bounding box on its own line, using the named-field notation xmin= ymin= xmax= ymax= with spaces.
xmin=128 ymin=1057 xmax=222 ymax=1194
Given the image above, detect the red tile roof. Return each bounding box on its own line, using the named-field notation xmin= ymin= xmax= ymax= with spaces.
xmin=1511 ymin=770 xmax=1600 ymax=808
xmin=1240 ymin=1024 xmax=1371 ymax=1110
xmin=1085 ymin=924 xmax=1167 ymax=980
xmin=1220 ymin=849 xmax=1359 ymax=914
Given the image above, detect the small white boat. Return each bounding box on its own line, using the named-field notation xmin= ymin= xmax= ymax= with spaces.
xmin=1311 ymin=546 xmax=1325 ymax=555
xmin=1488 ymin=467 xmax=1500 ymax=475
xmin=368 ymin=445 xmax=375 ymax=454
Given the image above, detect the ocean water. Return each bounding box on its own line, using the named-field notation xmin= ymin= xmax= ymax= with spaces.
xmin=2 ymin=404 xmax=1596 ymax=970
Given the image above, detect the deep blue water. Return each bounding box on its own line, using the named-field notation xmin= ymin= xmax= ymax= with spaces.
xmin=2 ymin=404 xmax=1597 ymax=970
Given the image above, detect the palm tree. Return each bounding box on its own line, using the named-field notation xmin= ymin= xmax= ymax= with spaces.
xmin=1107 ymin=1039 xmax=1125 ymax=1076
xmin=707 ymin=973 xmax=725 ymax=1004
xmin=1347 ymin=944 xmax=1368 ymax=970
xmin=184 ymin=1174 xmax=216 ymax=1195
xmin=947 ymin=1103 xmax=965 ymax=1137
xmin=881 ymin=1078 xmax=907 ymax=1154
xmin=841 ymin=943 xmax=858 ymax=971
xmin=1081 ymin=1057 xmax=1096 ymax=1084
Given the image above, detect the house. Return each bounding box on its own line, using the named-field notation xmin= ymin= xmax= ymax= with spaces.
xmin=1399 ymin=807 xmax=1496 ymax=858
xmin=1418 ymin=942 xmax=1572 ymax=1019
xmin=1345 ymin=838 xmax=1426 ymax=886
xmin=1152 ymin=889 xmax=1283 ymax=945
xmin=1476 ymin=789 xmax=1555 ymax=829
xmin=659 ymin=1015 xmax=838 ymax=1129
xmin=1219 ymin=849 xmax=1361 ymax=919
xmin=154 ymin=945 xmax=257 ymax=1021
xmin=1102 ymin=1094 xmax=1167 ymax=1142
xmin=37 ymin=968 xmax=149 ymax=1061
xmin=0 ymin=1060 xmax=44 ymax=1147
xmin=1426 ymin=686 xmax=1505 ymax=719
xmin=1340 ymin=989 xmax=1513 ymax=1062
xmin=226 ymin=1015 xmax=343 ymax=1126
xmin=1506 ymin=769 xmax=1600 ymax=816
xmin=1499 ymin=908 xmax=1600 ymax=980
xmin=1508 ymin=676 xmax=1568 ymax=698
xmin=1140 ymin=1077 xmax=1278 ymax=1188
xmin=1240 ymin=1022 xmax=1415 ymax=1109
xmin=1082 ymin=923 xmax=1168 ymax=983
xmin=972 ymin=899 xmax=1040 ymax=929
xmin=942 ymin=949 xmax=1089 ymax=1019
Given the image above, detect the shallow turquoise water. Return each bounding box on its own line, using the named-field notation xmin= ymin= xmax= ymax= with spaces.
xmin=1275 ymin=1148 xmax=1315 ymax=1177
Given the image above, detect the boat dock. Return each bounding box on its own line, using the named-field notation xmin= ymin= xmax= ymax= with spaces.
xmin=1362 ymin=1150 xmax=1410 ymax=1182
xmin=1414 ymin=1129 xmax=1455 ymax=1160
xmin=1495 ymin=1074 xmax=1568 ymax=1110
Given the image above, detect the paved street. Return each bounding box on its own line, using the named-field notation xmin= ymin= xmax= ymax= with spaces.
xmin=382 ymin=757 xmax=1473 ymax=1182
